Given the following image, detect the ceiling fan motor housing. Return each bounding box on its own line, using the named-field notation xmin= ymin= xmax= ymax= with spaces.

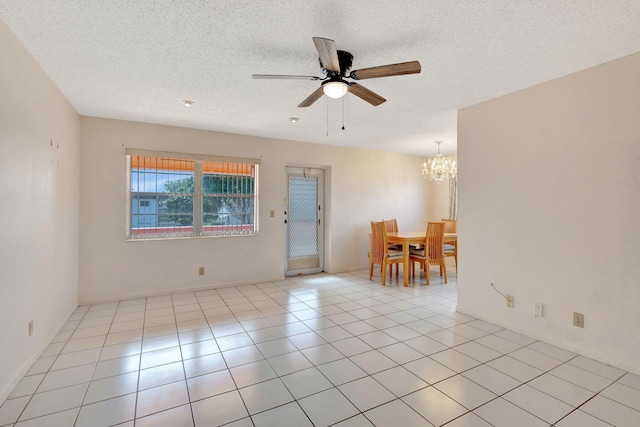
xmin=319 ymin=50 xmax=354 ymax=77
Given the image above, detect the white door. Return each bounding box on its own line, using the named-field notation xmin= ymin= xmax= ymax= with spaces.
xmin=285 ymin=167 xmax=324 ymax=276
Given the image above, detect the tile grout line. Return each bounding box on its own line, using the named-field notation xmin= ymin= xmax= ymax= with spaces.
xmin=6 ymin=271 xmax=640 ymax=426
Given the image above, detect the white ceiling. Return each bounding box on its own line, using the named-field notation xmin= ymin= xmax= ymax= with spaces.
xmin=2 ymin=1 xmax=640 ymax=157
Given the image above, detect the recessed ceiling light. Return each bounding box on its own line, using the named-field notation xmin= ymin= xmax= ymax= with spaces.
xmin=182 ymin=100 xmax=194 ymax=107
xmin=289 ymin=117 xmax=300 ymax=123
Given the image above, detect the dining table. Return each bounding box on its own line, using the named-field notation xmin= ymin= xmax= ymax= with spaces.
xmin=387 ymin=231 xmax=457 ymax=286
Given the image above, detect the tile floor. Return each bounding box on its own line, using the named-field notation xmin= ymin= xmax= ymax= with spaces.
xmin=1 ymin=266 xmax=639 ymax=426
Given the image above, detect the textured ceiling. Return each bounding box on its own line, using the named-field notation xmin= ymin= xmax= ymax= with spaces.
xmin=2 ymin=1 xmax=640 ymax=157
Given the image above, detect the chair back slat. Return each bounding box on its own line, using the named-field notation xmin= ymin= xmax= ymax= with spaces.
xmin=426 ymin=221 xmax=445 ymax=265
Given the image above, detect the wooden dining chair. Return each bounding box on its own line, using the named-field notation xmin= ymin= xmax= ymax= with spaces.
xmin=384 ymin=217 xmax=419 ymax=251
xmin=409 ymin=221 xmax=447 ymax=285
xmin=382 ymin=218 xmax=398 ymax=233
xmin=382 ymin=218 xmax=402 ymax=275
xmin=382 ymin=218 xmax=401 ymax=247
xmin=369 ymin=221 xmax=403 ymax=286
xmin=441 ymin=219 xmax=457 ymax=271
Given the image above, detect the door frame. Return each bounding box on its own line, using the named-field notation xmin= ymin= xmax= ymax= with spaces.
xmin=284 ymin=166 xmax=325 ymax=276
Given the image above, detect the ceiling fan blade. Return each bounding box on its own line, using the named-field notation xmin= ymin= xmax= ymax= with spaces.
xmin=350 ymin=60 xmax=421 ymax=80
xmin=313 ymin=37 xmax=340 ymax=72
xmin=252 ymin=74 xmax=321 ymax=80
xmin=348 ymin=83 xmax=386 ymax=106
xmin=298 ymin=87 xmax=325 ymax=108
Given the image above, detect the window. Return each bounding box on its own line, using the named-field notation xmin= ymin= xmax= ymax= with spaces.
xmin=125 ymin=149 xmax=259 ymax=240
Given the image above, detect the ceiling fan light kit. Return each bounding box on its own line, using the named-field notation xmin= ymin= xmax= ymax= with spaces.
xmin=253 ymin=37 xmax=421 ymax=108
xmin=322 ymin=80 xmax=348 ymax=98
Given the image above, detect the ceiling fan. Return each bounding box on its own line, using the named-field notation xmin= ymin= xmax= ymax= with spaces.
xmin=252 ymin=37 xmax=421 ymax=107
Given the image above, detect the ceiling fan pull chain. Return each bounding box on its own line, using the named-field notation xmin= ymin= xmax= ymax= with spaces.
xmin=342 ymin=97 xmax=345 ymax=130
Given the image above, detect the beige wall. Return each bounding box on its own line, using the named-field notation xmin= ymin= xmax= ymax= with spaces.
xmin=0 ymin=20 xmax=80 ymax=401
xmin=457 ymin=52 xmax=640 ymax=374
xmin=78 ymin=117 xmax=432 ymax=302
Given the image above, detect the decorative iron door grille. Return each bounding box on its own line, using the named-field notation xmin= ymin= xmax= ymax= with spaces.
xmin=286 ymin=167 xmax=324 ymax=275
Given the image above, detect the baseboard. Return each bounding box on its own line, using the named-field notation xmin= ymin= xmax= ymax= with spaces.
xmin=324 ymin=265 xmax=369 ymax=274
xmin=0 ymin=301 xmax=78 ymax=404
xmin=78 ymin=275 xmax=286 ymax=305
xmin=455 ymin=305 xmax=639 ymax=377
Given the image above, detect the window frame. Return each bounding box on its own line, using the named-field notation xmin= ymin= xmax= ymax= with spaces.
xmin=125 ymin=149 xmax=260 ymax=240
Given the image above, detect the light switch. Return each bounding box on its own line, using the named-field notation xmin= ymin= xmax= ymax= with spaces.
xmin=270 ymin=210 xmax=275 ymax=218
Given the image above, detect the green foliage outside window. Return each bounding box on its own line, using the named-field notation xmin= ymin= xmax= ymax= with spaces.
xmin=162 ymin=174 xmax=255 ymax=226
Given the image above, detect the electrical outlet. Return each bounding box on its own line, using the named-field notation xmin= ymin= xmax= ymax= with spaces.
xmin=506 ymin=295 xmax=514 ymax=308
xmin=29 ymin=320 xmax=33 ymax=336
xmin=535 ymin=303 xmax=544 ymax=318
xmin=573 ymin=312 xmax=584 ymax=328
xmin=270 ymin=210 xmax=275 ymax=218
xmin=198 ymin=267 xmax=205 ymax=276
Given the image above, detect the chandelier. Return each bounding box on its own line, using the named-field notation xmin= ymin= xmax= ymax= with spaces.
xmin=422 ymin=141 xmax=457 ymax=183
